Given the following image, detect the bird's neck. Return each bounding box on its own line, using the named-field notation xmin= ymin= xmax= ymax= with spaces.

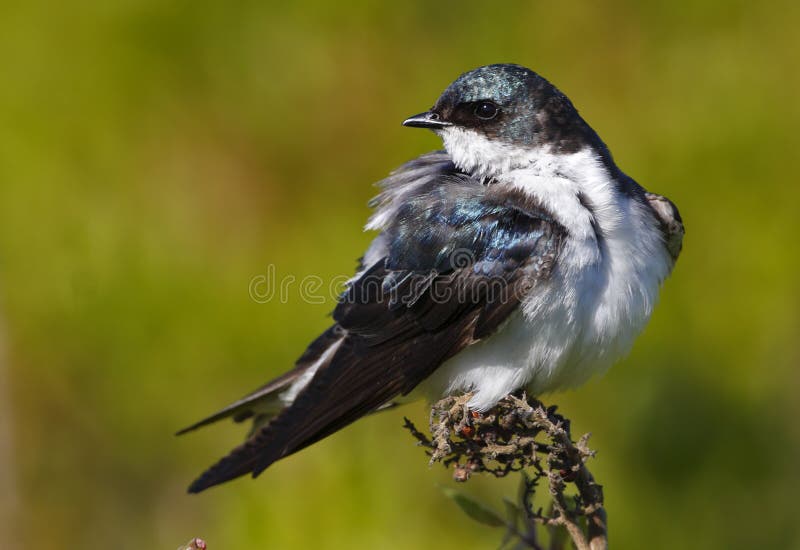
xmin=439 ymin=126 xmax=616 ymax=183
xmin=438 ymin=127 xmax=536 ymax=181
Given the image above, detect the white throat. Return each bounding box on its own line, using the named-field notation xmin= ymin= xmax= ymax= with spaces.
xmin=438 ymin=126 xmax=547 ymax=181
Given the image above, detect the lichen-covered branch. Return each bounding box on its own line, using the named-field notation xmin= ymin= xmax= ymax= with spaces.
xmin=404 ymin=392 xmax=607 ymax=550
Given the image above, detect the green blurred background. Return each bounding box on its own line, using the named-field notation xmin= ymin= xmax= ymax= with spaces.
xmin=1 ymin=1 xmax=798 ymax=548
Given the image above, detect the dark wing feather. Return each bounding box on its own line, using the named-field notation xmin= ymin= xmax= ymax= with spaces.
xmin=187 ymin=157 xmax=565 ymax=492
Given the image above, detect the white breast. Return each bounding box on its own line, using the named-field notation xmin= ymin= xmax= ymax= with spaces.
xmin=421 ymin=143 xmax=674 ymax=410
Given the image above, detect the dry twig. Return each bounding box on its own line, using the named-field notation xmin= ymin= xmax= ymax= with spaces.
xmin=404 ymin=392 xmax=607 ymax=550
xmin=177 ymin=537 xmax=207 ymax=550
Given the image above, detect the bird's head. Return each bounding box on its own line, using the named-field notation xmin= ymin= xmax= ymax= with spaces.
xmin=404 ymin=64 xmax=595 ymax=179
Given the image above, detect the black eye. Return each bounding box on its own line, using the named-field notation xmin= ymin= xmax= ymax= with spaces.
xmin=474 ymin=101 xmax=499 ymax=120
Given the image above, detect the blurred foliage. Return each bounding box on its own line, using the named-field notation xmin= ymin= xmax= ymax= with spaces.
xmin=0 ymin=1 xmax=798 ymax=549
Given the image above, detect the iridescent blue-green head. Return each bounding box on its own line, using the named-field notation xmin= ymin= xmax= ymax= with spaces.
xmin=404 ymin=64 xmax=601 ymax=176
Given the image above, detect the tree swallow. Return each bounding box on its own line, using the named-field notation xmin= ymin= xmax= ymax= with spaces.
xmin=180 ymin=64 xmax=683 ymax=492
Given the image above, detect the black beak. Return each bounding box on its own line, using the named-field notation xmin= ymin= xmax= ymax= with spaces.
xmin=402 ymin=111 xmax=451 ymax=129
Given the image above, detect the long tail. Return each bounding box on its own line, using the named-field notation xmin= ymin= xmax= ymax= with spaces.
xmin=186 ymin=330 xmax=427 ymax=493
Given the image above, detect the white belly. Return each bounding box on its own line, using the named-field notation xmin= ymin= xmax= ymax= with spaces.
xmin=421 ymin=263 xmax=656 ymax=411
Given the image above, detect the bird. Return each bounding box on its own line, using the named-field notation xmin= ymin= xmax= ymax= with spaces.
xmin=179 ymin=63 xmax=683 ymax=493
